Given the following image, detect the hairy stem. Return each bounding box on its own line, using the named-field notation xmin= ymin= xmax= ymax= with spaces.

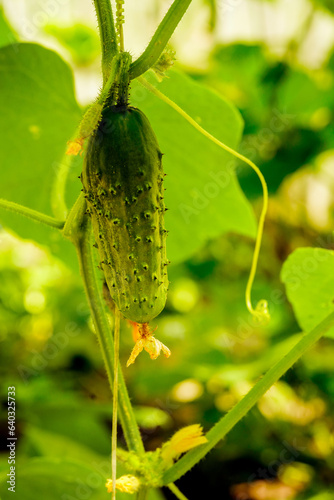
xmin=67 ymin=51 xmax=132 ymax=156
xmin=116 ymin=1 xmax=125 ymax=52
xmin=129 ymin=0 xmax=193 ymax=80
xmin=112 ymin=307 xmax=120 ymax=500
xmin=136 ymin=487 xmax=149 ymax=500
xmin=163 ymin=310 xmax=334 ymax=484
xmin=79 ymin=232 xmax=144 ymax=454
xmin=0 ymin=198 xmax=65 ymax=229
xmin=168 ymin=483 xmax=189 ymax=500
xmin=93 ymin=0 xmax=118 ymax=83
xmin=65 ymin=194 xmax=144 ymax=456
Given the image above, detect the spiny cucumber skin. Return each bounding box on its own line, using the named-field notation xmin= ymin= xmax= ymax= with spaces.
xmin=82 ymin=106 xmax=168 ymax=323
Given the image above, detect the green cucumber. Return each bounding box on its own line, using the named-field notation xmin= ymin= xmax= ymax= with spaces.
xmin=82 ymin=105 xmax=168 ymax=323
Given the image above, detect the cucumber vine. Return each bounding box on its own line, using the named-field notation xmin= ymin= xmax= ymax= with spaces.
xmin=1 ymin=1 xmax=334 ymax=499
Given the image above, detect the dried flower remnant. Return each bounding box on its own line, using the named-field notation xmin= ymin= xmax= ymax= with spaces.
xmin=127 ymin=323 xmax=170 ymax=366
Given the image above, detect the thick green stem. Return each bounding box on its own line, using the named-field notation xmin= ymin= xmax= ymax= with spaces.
xmin=64 ymin=194 xmax=144 ymax=456
xmin=0 ymin=198 xmax=65 ymax=229
xmin=116 ymin=51 xmax=131 ymax=106
xmin=112 ymin=307 xmax=120 ymax=500
xmin=69 ymin=51 xmax=132 ymax=152
xmin=168 ymin=483 xmax=189 ymax=500
xmin=163 ymin=310 xmax=334 ymax=484
xmin=129 ymin=0 xmax=193 ymax=80
xmin=93 ymin=0 xmax=118 ymax=83
xmin=79 ymin=233 xmax=144 ymax=455
xmin=116 ymin=1 xmax=125 ymax=52
xmin=136 ymin=487 xmax=149 ymax=500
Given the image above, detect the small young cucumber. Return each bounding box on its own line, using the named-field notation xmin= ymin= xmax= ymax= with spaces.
xmin=82 ymin=105 xmax=168 ymax=323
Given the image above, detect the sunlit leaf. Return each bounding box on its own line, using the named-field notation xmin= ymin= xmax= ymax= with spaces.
xmin=276 ymin=69 xmax=333 ymax=127
xmin=44 ymin=24 xmax=100 ymax=66
xmin=131 ymin=69 xmax=257 ymax=264
xmin=0 ymin=7 xmax=16 ymax=48
xmin=0 ymin=43 xmax=81 ymax=268
xmin=281 ymin=247 xmax=334 ymax=338
xmin=311 ymin=0 xmax=334 ymax=14
xmin=0 ymin=457 xmax=164 ymax=500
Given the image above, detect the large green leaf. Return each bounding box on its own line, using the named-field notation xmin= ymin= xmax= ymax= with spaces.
xmin=0 ymin=43 xmax=81 ymax=267
xmin=0 ymin=458 xmax=106 ymax=500
xmin=276 ymin=69 xmax=334 ymax=127
xmin=0 ymin=457 xmax=164 ymax=500
xmin=0 ymin=46 xmax=255 ymax=268
xmin=204 ymin=44 xmax=270 ymax=124
xmin=131 ymin=70 xmax=256 ymax=264
xmin=281 ymin=247 xmax=334 ymax=338
xmin=0 ymin=7 xmax=16 ymax=48
xmin=44 ymin=23 xmax=100 ymax=66
xmin=311 ymin=0 xmax=334 ymax=13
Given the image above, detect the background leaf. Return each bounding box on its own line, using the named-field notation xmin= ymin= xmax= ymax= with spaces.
xmin=0 ymin=456 xmax=165 ymax=500
xmin=43 ymin=23 xmax=100 ymax=66
xmin=311 ymin=0 xmax=334 ymax=13
xmin=0 ymin=457 xmax=163 ymax=500
xmin=131 ymin=69 xmax=257 ymax=264
xmin=0 ymin=46 xmax=256 ymax=269
xmin=0 ymin=458 xmax=107 ymax=500
xmin=276 ymin=69 xmax=334 ymax=126
xmin=1 ymin=2 xmax=334 ymax=497
xmin=0 ymin=7 xmax=16 ymax=48
xmin=0 ymin=43 xmax=81 ymax=268
xmin=281 ymin=247 xmax=334 ymax=338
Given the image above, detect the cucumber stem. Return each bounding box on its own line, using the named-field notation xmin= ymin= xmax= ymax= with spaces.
xmin=116 ymin=1 xmax=125 ymax=52
xmin=136 ymin=487 xmax=149 ymax=500
xmin=163 ymin=310 xmax=334 ymax=484
xmin=66 ymin=52 xmax=132 ymax=157
xmin=129 ymin=0 xmax=193 ymax=80
xmin=115 ymin=51 xmax=131 ymax=107
xmin=168 ymin=483 xmax=189 ymax=500
xmin=93 ymin=0 xmax=118 ymax=84
xmin=64 ymin=194 xmax=145 ymax=456
xmin=112 ymin=307 xmax=121 ymax=500
xmin=0 ymin=198 xmax=65 ymax=229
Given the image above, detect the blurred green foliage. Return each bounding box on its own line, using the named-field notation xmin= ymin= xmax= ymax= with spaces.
xmin=0 ymin=1 xmax=334 ymax=499
xmin=282 ymin=248 xmax=334 ymax=338
xmin=44 ymin=24 xmax=101 ymax=66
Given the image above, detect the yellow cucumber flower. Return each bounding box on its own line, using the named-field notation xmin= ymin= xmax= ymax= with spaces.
xmin=105 ymin=475 xmax=140 ymax=494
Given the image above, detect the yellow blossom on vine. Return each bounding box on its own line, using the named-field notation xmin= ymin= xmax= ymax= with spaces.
xmin=161 ymin=424 xmax=208 ymax=464
xmin=105 ymin=475 xmax=140 ymax=494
